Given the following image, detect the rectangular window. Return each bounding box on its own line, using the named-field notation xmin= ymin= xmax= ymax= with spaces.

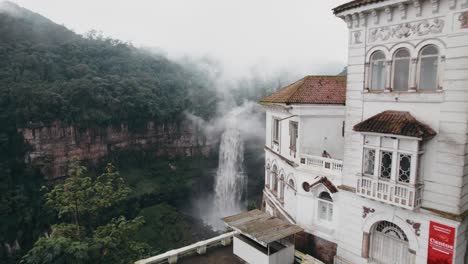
xmin=318 ymin=200 xmax=333 ymax=222
xmin=363 ymin=148 xmax=376 ymax=176
xmin=398 ymin=153 xmax=411 ymax=183
xmin=272 ymin=118 xmax=280 ymax=142
xmin=380 ymin=151 xmax=392 ymax=180
xmin=289 ymin=121 xmax=298 ymax=151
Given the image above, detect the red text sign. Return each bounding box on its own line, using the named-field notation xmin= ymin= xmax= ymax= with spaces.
xmin=427 ymin=221 xmax=455 ymax=264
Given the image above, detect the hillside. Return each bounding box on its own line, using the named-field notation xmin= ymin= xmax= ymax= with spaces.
xmin=0 ymin=1 xmax=216 ymax=127
xmin=0 ymin=2 xmax=218 ymax=262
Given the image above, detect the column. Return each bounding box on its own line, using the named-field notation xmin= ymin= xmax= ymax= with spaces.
xmin=384 ymin=60 xmax=392 ymax=92
xmin=409 ymin=58 xmax=418 ymax=92
xmin=361 ymin=232 xmax=370 ymax=258
xmin=437 ymin=55 xmax=445 ymax=91
xmin=364 ymin=62 xmax=370 ymax=92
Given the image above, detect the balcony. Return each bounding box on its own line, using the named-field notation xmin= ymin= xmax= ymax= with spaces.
xmin=299 ymin=154 xmax=343 ymax=177
xmin=356 ymin=176 xmax=423 ymax=210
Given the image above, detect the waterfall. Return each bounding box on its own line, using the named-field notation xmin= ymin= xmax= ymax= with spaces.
xmin=191 ymin=102 xmax=263 ymax=231
xmin=209 ymin=105 xmax=248 ymax=230
xmin=214 ymin=126 xmax=246 ymax=219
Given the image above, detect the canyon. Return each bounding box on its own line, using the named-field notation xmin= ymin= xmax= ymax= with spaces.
xmin=18 ymin=121 xmax=212 ymax=179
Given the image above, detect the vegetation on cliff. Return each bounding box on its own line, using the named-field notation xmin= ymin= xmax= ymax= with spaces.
xmin=0 ymin=2 xmax=217 ymax=262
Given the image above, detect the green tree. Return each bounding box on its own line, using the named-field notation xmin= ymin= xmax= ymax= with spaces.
xmin=21 ymin=160 xmax=149 ymax=264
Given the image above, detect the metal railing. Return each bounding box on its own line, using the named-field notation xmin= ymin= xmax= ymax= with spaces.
xmin=356 ymin=176 xmax=422 ymax=210
xmin=299 ymin=154 xmax=343 ymax=176
xmin=135 ymin=231 xmax=237 ymax=264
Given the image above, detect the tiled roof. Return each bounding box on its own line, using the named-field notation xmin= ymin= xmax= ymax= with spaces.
xmin=353 ymin=111 xmax=436 ymax=139
xmin=333 ymin=0 xmax=387 ymax=14
xmin=260 ymin=76 xmax=346 ymax=105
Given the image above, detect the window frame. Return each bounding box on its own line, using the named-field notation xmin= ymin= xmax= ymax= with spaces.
xmin=391 ymin=48 xmax=411 ymax=91
xmin=272 ymin=117 xmax=280 ymax=143
xmin=317 ymin=191 xmax=333 ymax=223
xmin=362 ymin=135 xmax=418 ymax=185
xmin=289 ymin=121 xmax=298 ymax=153
xmin=369 ymin=51 xmax=387 ymax=91
xmin=417 ymin=45 xmax=440 ymax=91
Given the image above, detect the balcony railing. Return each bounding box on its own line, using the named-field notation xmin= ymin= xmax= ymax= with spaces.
xmin=135 ymin=231 xmax=237 ymax=264
xmin=356 ymin=176 xmax=423 ymax=210
xmin=299 ymin=154 xmax=343 ymax=176
xmin=271 ymin=141 xmax=280 ymax=152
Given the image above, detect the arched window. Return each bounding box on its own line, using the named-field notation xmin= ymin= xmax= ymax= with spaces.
xmin=370 ymin=221 xmax=409 ymax=263
xmin=279 ymin=174 xmax=285 ymax=200
xmin=265 ymin=167 xmax=271 ymax=187
xmin=418 ymin=45 xmax=439 ymax=90
xmin=317 ymin=191 xmax=333 ymax=222
xmin=392 ymin=49 xmax=410 ymax=91
xmin=370 ymin=51 xmax=387 ymax=90
xmin=271 ymin=165 xmax=278 ymax=192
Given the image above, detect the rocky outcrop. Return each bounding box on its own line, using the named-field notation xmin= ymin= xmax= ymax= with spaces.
xmin=18 ymin=121 xmax=211 ymax=179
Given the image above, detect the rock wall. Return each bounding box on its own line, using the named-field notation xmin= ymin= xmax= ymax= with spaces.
xmin=18 ymin=121 xmax=211 ymax=179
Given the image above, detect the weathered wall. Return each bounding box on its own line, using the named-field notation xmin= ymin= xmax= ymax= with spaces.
xmin=295 ymin=232 xmax=337 ymax=264
xmin=18 ymin=121 xmax=212 ymax=179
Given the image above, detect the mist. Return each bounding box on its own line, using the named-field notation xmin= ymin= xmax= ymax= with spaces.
xmin=11 ymin=0 xmax=349 ymax=80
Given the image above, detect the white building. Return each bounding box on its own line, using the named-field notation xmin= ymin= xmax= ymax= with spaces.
xmin=261 ymin=1 xmax=468 ymax=264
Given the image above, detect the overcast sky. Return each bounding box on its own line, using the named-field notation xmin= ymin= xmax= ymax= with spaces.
xmin=12 ymin=0 xmax=350 ymax=78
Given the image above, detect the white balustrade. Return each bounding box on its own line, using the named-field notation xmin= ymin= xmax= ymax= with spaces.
xmin=271 ymin=141 xmax=280 ymax=152
xmin=135 ymin=231 xmax=237 ymax=264
xmin=356 ymin=176 xmax=422 ymax=210
xmin=299 ymin=154 xmax=343 ymax=176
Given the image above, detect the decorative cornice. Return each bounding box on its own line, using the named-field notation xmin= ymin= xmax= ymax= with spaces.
xmin=352 ymin=13 xmax=359 ymax=28
xmin=359 ymin=12 xmax=366 ymax=27
xmin=385 ymin=6 xmax=393 ymax=22
xmin=345 ymin=15 xmax=352 ymax=28
xmin=372 ymin=9 xmax=379 ymax=25
xmin=398 ymin=3 xmax=407 ymax=20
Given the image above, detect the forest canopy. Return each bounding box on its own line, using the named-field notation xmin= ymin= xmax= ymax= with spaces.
xmin=0 ymin=2 xmax=217 ymax=129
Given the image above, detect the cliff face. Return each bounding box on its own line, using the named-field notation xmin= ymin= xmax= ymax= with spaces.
xmin=18 ymin=121 xmax=211 ymax=179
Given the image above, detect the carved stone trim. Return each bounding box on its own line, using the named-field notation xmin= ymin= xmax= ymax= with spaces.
xmin=353 ymin=31 xmax=363 ymax=44
xmin=406 ymin=219 xmax=421 ymax=236
xmin=431 ymin=0 xmax=440 ymax=14
xmin=359 ymin=12 xmax=366 ymax=27
xmin=362 ymin=206 xmax=375 ymax=218
xmin=385 ymin=6 xmax=393 ymax=22
xmin=369 ymin=18 xmax=445 ymax=43
xmin=399 ymin=3 xmax=407 ymax=20
xmin=449 ymin=0 xmax=457 ymax=10
xmin=372 ymin=9 xmax=379 ymax=25
xmin=413 ymin=0 xmax=422 ymax=17
xmin=345 ymin=15 xmax=352 ymax=28
xmin=352 ymin=13 xmax=359 ymax=28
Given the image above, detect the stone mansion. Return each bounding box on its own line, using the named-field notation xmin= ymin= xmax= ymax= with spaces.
xmin=260 ymin=0 xmax=468 ymax=263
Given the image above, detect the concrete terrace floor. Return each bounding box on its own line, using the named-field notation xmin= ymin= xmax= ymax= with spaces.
xmin=178 ymin=245 xmax=246 ymax=264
